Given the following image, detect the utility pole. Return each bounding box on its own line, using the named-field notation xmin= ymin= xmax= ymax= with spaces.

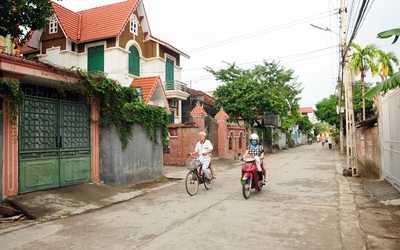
xmin=338 ymin=77 xmax=344 ymax=155
xmin=340 ymin=0 xmax=357 ymax=175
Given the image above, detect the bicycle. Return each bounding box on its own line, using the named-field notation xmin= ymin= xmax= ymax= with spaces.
xmin=185 ymin=153 xmax=214 ymax=196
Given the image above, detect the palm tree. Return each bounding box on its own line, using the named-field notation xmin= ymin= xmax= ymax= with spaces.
xmin=350 ymin=43 xmax=379 ymax=120
xmin=376 ymin=49 xmax=399 ymax=82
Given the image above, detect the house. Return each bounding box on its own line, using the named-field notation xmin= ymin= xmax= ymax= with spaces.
xmin=20 ymin=0 xmax=190 ymax=123
xmin=1 ymin=0 xmax=190 ymax=199
xmin=299 ymin=106 xmax=316 ymax=124
xmin=182 ymin=87 xmax=217 ymax=123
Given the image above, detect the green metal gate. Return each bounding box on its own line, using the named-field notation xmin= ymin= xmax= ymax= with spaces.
xmin=18 ymin=86 xmax=91 ymax=193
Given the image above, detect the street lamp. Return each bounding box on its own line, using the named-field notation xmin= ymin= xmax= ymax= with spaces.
xmin=309 ymin=22 xmax=344 ymax=156
xmin=311 ymin=0 xmax=358 ymax=176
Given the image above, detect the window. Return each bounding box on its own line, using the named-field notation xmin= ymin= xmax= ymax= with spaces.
xmin=130 ymin=14 xmax=138 ymax=36
xmin=239 ymin=134 xmax=243 ymax=149
xmin=229 ymin=134 xmax=233 ymax=150
xmin=88 ymin=45 xmax=104 ymax=72
xmin=129 ymin=46 xmax=140 ymax=76
xmin=165 ymin=57 xmax=174 ymax=90
xmin=49 ymin=15 xmax=58 ymax=34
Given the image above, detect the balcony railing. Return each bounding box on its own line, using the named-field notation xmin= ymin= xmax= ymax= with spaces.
xmin=165 ymin=80 xmax=187 ymax=92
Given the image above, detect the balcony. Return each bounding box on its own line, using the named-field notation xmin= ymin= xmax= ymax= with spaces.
xmin=164 ymin=80 xmax=190 ymax=100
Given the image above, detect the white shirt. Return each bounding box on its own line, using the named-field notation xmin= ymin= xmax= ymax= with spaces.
xmin=195 ymin=139 xmax=213 ymax=158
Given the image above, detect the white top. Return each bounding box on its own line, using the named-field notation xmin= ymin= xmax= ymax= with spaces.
xmin=195 ymin=140 xmax=213 ymax=158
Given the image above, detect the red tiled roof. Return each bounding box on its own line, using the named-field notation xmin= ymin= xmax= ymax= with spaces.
xmin=52 ymin=0 xmax=139 ymax=43
xmin=130 ymin=76 xmax=162 ymax=104
xmin=215 ymin=109 xmax=229 ymax=119
xmin=190 ymin=105 xmax=207 ymax=116
xmin=186 ymin=87 xmax=215 ymax=106
xmin=299 ymin=107 xmax=314 ymax=113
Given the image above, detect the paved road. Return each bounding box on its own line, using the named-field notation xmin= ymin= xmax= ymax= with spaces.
xmin=0 ymin=143 xmax=398 ymax=249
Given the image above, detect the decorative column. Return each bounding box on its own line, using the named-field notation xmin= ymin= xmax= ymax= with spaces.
xmin=2 ymin=99 xmax=18 ymax=198
xmin=91 ymin=97 xmax=100 ymax=182
xmin=190 ymin=101 xmax=207 ymax=132
xmin=215 ymin=107 xmax=229 ymax=158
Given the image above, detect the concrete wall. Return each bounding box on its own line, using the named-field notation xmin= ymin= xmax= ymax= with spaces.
xmin=100 ymin=124 xmax=163 ymax=187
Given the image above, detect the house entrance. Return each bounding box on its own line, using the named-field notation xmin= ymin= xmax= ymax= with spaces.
xmin=18 ymin=85 xmax=91 ymax=193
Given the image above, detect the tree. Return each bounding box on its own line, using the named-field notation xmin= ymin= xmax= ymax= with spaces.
xmin=352 ymin=80 xmax=374 ymax=120
xmin=0 ymin=0 xmax=58 ymax=47
xmin=297 ymin=115 xmax=313 ymax=133
xmin=314 ymin=122 xmax=330 ymax=137
xmin=350 ymin=42 xmax=379 ymax=121
xmin=314 ymin=95 xmax=339 ymax=129
xmin=376 ymin=49 xmax=399 ymax=82
xmin=205 ymin=61 xmax=302 ymax=127
xmin=364 ymin=28 xmax=400 ymax=99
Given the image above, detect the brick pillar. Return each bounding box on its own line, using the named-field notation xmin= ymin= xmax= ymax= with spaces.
xmin=2 ymin=99 xmax=18 ymax=198
xmin=215 ymin=107 xmax=229 ymax=158
xmin=91 ymin=97 xmax=100 ymax=182
xmin=190 ymin=101 xmax=207 ymax=132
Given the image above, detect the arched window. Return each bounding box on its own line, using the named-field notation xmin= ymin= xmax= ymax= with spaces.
xmin=49 ymin=15 xmax=58 ymax=34
xmin=239 ymin=133 xmax=243 ymax=149
xmin=229 ymin=133 xmax=233 ymax=150
xmin=129 ymin=46 xmax=140 ymax=76
xmin=130 ymin=14 xmax=138 ymax=36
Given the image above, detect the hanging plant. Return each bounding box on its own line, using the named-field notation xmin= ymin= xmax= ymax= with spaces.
xmin=0 ymin=79 xmax=24 ymax=125
xmin=73 ymin=68 xmax=169 ymax=149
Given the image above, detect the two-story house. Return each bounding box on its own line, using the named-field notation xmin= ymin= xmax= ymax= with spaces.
xmin=20 ymin=0 xmax=190 ymax=123
xmin=1 ymin=0 xmax=191 ymax=198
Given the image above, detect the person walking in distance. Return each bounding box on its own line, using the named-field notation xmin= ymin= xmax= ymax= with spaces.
xmin=191 ymin=132 xmax=215 ymax=179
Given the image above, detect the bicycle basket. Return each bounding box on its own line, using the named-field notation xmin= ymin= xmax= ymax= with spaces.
xmin=187 ymin=159 xmax=202 ymax=170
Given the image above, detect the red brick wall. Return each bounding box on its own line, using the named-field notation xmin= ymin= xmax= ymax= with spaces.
xmin=356 ymin=125 xmax=380 ymax=167
xmin=163 ymin=124 xmax=198 ymax=165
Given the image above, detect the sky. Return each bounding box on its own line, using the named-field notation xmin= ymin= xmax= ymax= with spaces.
xmin=57 ymin=0 xmax=400 ymax=108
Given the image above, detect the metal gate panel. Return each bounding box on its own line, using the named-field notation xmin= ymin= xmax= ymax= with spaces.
xmin=19 ymin=92 xmax=91 ymax=193
xmin=19 ymin=97 xmax=59 ymax=193
xmin=59 ymin=101 xmax=91 ymax=186
xmin=19 ymin=159 xmax=59 ymax=193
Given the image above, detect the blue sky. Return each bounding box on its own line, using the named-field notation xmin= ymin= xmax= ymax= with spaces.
xmin=58 ymin=0 xmax=400 ymax=108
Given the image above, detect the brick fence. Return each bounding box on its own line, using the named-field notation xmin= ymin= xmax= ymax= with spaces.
xmin=163 ymin=104 xmax=246 ymax=165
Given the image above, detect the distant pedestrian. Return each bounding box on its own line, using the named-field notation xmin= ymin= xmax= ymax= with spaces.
xmin=327 ymin=137 xmax=332 ymax=149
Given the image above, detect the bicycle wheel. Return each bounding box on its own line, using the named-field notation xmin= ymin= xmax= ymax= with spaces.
xmin=185 ymin=170 xmax=199 ymax=196
xmin=242 ymin=178 xmax=251 ymax=199
xmin=204 ymin=176 xmax=214 ymax=190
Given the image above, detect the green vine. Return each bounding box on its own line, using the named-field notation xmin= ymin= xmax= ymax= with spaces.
xmin=74 ymin=68 xmax=169 ymax=149
xmin=0 ymin=79 xmax=24 ymax=125
xmin=0 ymin=69 xmax=169 ymax=150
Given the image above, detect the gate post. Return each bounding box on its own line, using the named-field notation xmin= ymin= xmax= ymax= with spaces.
xmin=2 ymin=99 xmax=18 ymax=198
xmin=215 ymin=107 xmax=229 ymax=158
xmin=91 ymin=97 xmax=100 ymax=182
xmin=190 ymin=101 xmax=207 ymax=132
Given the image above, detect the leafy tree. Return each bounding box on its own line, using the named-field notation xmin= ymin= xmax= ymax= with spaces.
xmin=350 ymin=42 xmax=379 ymax=120
xmin=205 ymin=61 xmax=302 ymax=127
xmin=0 ymin=0 xmax=58 ymax=47
xmin=297 ymin=115 xmax=313 ymax=133
xmin=315 ymin=94 xmax=339 ymax=129
xmin=376 ymin=49 xmax=399 ymax=82
xmin=365 ymin=28 xmax=400 ymax=99
xmin=314 ymin=122 xmax=330 ymax=136
xmin=352 ymin=80 xmax=374 ymax=120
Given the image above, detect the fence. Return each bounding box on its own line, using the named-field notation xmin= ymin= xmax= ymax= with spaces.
xmin=380 ymin=88 xmax=400 ymax=192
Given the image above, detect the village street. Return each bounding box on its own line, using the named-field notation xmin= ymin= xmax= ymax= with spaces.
xmin=1 ymin=143 xmax=399 ymax=249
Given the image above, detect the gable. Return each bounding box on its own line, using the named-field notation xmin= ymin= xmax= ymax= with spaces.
xmin=131 ymin=76 xmax=171 ymax=113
